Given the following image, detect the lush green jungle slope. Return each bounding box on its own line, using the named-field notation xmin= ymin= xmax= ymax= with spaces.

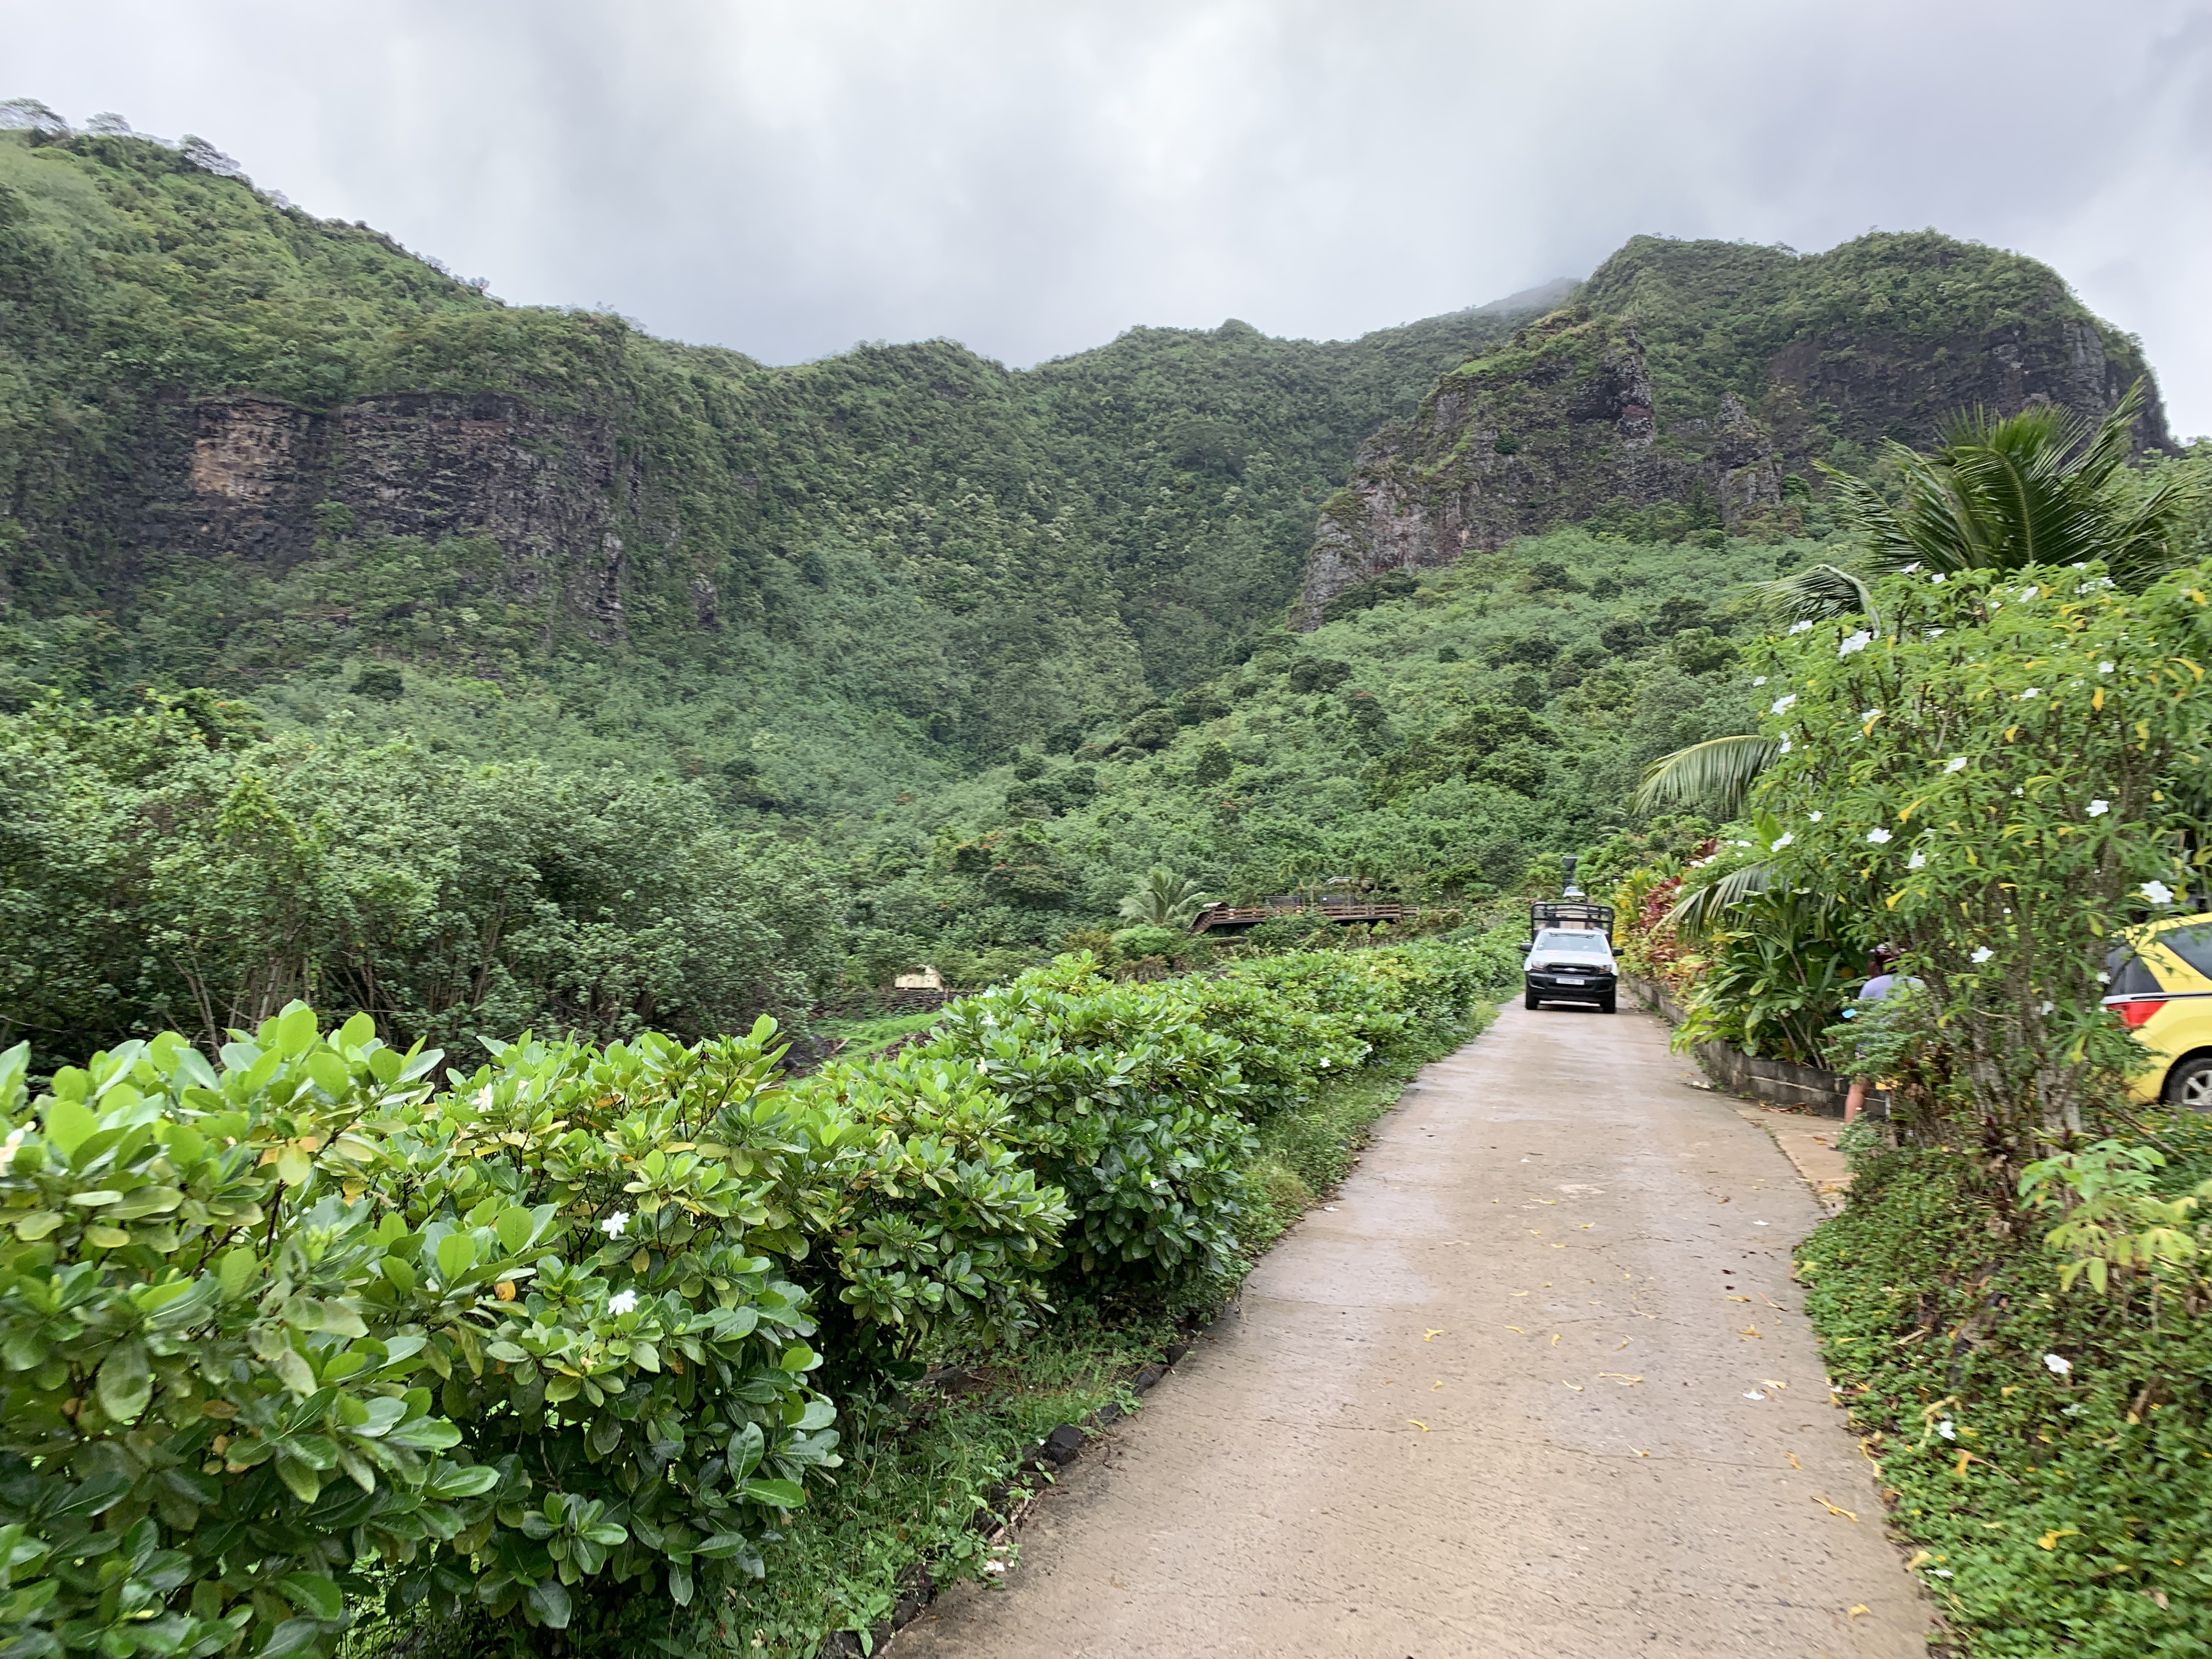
xmin=0 ymin=126 xmax=1545 ymax=743
xmin=0 ymin=116 xmax=2197 ymax=1062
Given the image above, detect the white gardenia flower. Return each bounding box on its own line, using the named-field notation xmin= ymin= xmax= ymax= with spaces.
xmin=1971 ymin=946 xmax=1995 ymax=964
xmin=2098 ymin=662 xmax=2114 ymax=673
xmin=2018 ymin=687 xmax=2041 ymax=699
xmin=2142 ymin=880 xmax=2176 ymax=906
xmin=2019 ymin=586 xmax=2039 ymax=600
xmin=1901 ymin=562 xmax=1921 ymax=574
xmin=1788 ymin=620 xmax=1814 ymax=634
xmin=0 ymin=1127 xmax=22 ymax=1172
xmin=1936 ymin=1419 xmax=1956 ymax=1441
xmin=1839 ymin=630 xmax=1873 ymax=656
xmin=1867 ymin=828 xmax=1892 ymax=844
xmin=2044 ymin=1353 xmax=2072 ymax=1376
xmin=1773 ymin=832 xmax=1795 ymax=850
xmin=1932 ymin=573 xmax=1946 ymax=584
xmin=608 ymin=1289 xmax=638 ymax=1316
xmin=1925 ymin=628 xmax=1946 ymax=639
xmin=1771 ymin=694 xmax=1797 ymax=714
xmin=2087 ymin=799 xmax=2109 ymax=817
xmin=1860 ymin=708 xmax=1882 ymax=722
xmin=1908 ymin=850 xmax=1927 ymax=870
xmin=601 ymin=1210 xmax=629 ymax=1238
xmin=1778 ymin=738 xmax=1792 ymax=754
xmin=1808 ymin=811 xmax=1824 ymax=822
xmin=1945 ymin=757 xmax=1968 ymax=773
xmin=1752 ymin=676 xmax=1767 ymax=686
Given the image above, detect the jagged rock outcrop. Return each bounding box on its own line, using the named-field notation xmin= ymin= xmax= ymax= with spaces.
xmin=1299 ymin=310 xmax=1780 ymax=622
xmin=1295 ymin=233 xmax=2172 ymax=627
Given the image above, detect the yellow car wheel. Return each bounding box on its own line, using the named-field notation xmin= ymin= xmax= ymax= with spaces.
xmin=2165 ymin=1053 xmax=2212 ymax=1112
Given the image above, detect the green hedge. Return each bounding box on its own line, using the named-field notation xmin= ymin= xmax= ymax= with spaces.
xmin=1802 ymin=1139 xmax=2212 ymax=1657
xmin=0 ymin=941 xmax=1502 ymax=1658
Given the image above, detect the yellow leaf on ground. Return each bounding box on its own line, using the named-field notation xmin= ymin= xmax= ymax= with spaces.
xmin=1847 ymin=1605 xmax=1870 ymax=1620
xmin=1812 ymin=1495 xmax=1860 ymax=1522
xmin=1407 ymin=1419 xmax=1429 ymax=1432
xmin=1787 ymin=1453 xmax=1802 ymax=1470
xmin=1562 ymin=1383 xmax=1584 ymax=1391
xmin=1424 ymin=1329 xmax=1444 ymax=1341
xmin=2037 ymin=1529 xmax=2078 ymax=1550
xmin=1597 ymin=1373 xmax=1643 ymax=1385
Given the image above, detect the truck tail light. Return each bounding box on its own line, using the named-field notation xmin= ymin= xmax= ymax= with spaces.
xmin=2111 ymin=998 xmax=2167 ymax=1029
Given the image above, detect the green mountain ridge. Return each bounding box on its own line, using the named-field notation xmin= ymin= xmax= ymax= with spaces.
xmin=3 ymin=112 xmax=2202 ymax=1059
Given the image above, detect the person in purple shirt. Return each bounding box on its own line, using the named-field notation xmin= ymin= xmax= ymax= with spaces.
xmin=1843 ymin=947 xmax=1901 ymax=1124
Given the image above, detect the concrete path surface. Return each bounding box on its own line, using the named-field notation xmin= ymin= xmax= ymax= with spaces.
xmin=891 ymin=1003 xmax=1929 ymax=1658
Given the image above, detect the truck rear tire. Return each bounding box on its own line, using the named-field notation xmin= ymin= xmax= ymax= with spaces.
xmin=1524 ymin=991 xmax=1541 ymax=1011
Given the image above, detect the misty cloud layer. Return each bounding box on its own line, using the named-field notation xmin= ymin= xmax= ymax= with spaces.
xmin=12 ymin=0 xmax=2212 ymax=431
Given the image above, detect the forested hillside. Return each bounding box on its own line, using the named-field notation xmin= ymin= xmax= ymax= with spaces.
xmin=1 ymin=111 xmax=2197 ymax=1061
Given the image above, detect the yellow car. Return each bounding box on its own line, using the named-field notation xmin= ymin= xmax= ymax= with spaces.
xmin=2105 ymin=913 xmax=2212 ymax=1108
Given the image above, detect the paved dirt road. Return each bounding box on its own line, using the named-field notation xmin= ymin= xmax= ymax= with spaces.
xmin=892 ymin=1003 xmax=1929 ymax=1658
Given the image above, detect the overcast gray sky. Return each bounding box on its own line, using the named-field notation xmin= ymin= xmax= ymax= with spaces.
xmin=12 ymin=1 xmax=2212 ymax=432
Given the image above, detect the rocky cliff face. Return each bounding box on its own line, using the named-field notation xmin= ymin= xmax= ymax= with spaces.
xmin=1296 ymin=233 xmax=2173 ymax=625
xmin=120 ymin=390 xmax=643 ymax=634
xmin=1299 ymin=310 xmax=1782 ymax=622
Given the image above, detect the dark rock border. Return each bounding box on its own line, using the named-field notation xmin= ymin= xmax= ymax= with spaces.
xmin=1622 ymin=975 xmax=1888 ymax=1119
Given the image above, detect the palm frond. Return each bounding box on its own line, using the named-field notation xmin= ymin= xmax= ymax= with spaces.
xmin=1118 ymin=866 xmax=1215 ymax=926
xmin=1668 ymin=860 xmax=1776 ymax=939
xmin=1754 ymin=561 xmax=1878 ymax=627
xmin=1637 ymin=733 xmax=1780 ymax=819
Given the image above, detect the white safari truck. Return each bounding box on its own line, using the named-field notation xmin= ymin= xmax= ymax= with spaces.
xmin=1522 ymin=860 xmax=1618 ymax=1013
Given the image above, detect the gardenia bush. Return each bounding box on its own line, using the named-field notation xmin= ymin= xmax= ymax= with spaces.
xmin=0 ymin=941 xmax=1501 ymax=1657
xmin=1733 ymin=560 xmax=2211 ymax=1154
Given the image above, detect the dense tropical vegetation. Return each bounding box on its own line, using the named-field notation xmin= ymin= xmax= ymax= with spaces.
xmin=9 ymin=93 xmax=2212 ymax=1659
xmin=0 ymin=942 xmax=1510 ymax=1659
xmin=1598 ymin=396 xmax=2212 ymax=1652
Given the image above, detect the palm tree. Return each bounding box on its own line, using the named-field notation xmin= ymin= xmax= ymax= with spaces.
xmin=1767 ymin=380 xmax=2192 ymax=620
xmin=1640 ymin=381 xmax=2198 ymax=816
xmin=1119 ymin=867 xmax=1215 ymax=927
